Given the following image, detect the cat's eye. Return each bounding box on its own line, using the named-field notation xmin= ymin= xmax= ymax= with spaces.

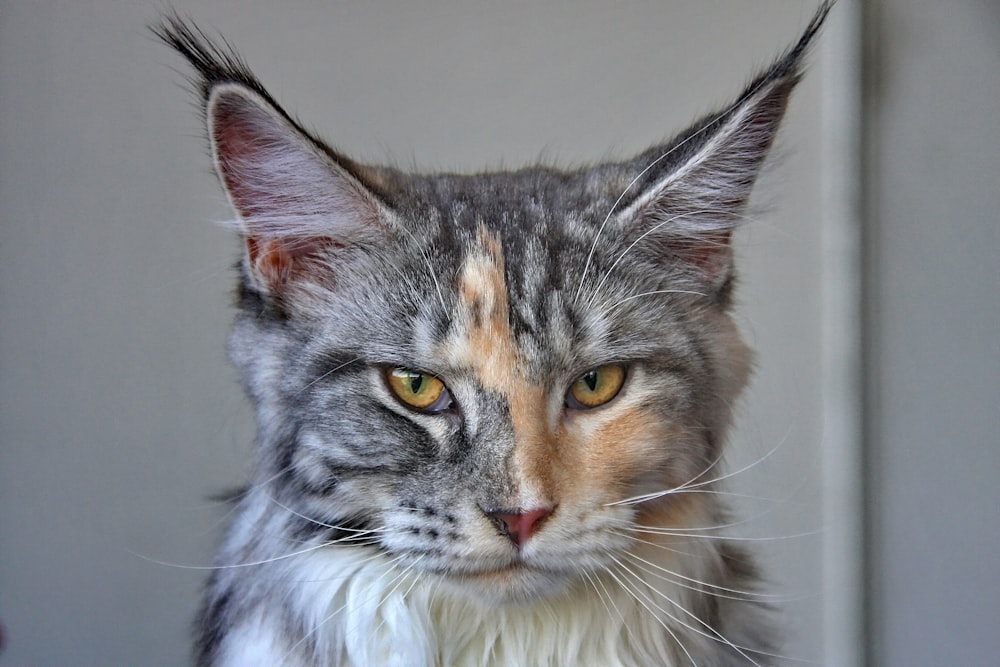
xmin=385 ymin=368 xmax=452 ymax=413
xmin=566 ymin=365 xmax=627 ymax=410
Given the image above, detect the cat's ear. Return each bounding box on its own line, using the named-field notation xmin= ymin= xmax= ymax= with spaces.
xmin=617 ymin=1 xmax=831 ymax=291
xmin=152 ymin=16 xmax=387 ymax=298
xmin=207 ymin=83 xmax=386 ymax=294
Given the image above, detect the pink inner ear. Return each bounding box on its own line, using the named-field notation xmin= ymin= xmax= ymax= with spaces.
xmin=245 ymin=235 xmax=342 ymax=287
xmin=684 ymin=230 xmax=732 ymax=279
xmin=246 ymin=236 xmax=294 ymax=285
xmin=208 ymin=87 xmax=381 ymax=292
xmin=211 ymin=94 xmax=287 ymax=223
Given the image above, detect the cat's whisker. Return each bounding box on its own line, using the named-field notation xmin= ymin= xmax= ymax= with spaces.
xmin=588 ymin=567 xmax=646 ymax=649
xmin=605 ymin=448 xmax=728 ymax=507
xmin=168 ymin=529 xmax=387 ymax=572
xmin=320 ymin=530 xmax=390 ymax=549
xmin=621 ymin=555 xmax=826 ymax=666
xmin=602 ymin=289 xmax=711 ymax=315
xmin=613 ymin=558 xmax=765 ymax=667
xmin=299 ymin=356 xmax=365 ymax=394
xmin=264 ymin=493 xmax=390 ymax=539
xmin=613 ymin=508 xmax=766 ymax=535
xmin=635 ymin=487 xmax=797 ymax=503
xmin=390 ymin=224 xmax=448 ymax=312
xmin=612 ymin=529 xmax=698 ymax=561
xmin=572 ymin=153 xmax=672 ymax=307
xmin=286 ymin=547 xmax=389 ymax=585
xmin=131 ymin=540 xmax=345 ymax=571
xmin=602 ymin=562 xmax=699 ymax=667
xmin=275 ymin=523 xmax=389 ymax=548
xmin=581 ymin=569 xmax=619 ymax=626
xmin=608 ymin=428 xmax=792 ymax=508
xmin=622 ymin=523 xmax=823 ymax=543
xmin=370 ymin=554 xmax=426 ymax=637
xmin=399 ymin=559 xmax=425 ymax=599
xmin=587 ymin=207 xmax=761 ymax=311
xmin=671 ymin=429 xmax=793 ymax=490
xmin=622 ymin=548 xmax=787 ymax=603
xmin=624 ymin=552 xmax=818 ymax=608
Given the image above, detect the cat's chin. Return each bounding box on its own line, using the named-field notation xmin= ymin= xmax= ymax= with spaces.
xmin=438 ymin=564 xmax=576 ymax=606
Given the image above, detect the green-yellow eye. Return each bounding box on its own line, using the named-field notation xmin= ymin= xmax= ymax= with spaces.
xmin=386 ymin=368 xmax=451 ymax=412
xmin=567 ymin=365 xmax=627 ymax=409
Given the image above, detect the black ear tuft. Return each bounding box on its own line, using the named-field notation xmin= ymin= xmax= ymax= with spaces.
xmin=151 ymin=14 xmax=275 ymax=109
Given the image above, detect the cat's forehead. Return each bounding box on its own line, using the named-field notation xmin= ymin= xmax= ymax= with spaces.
xmin=420 ymin=219 xmax=639 ymax=379
xmin=367 ymin=172 xmax=665 ymax=368
xmin=398 ymin=168 xmax=625 ymax=226
xmin=438 ymin=225 xmax=522 ymax=383
xmin=401 ymin=170 xmax=624 ymax=293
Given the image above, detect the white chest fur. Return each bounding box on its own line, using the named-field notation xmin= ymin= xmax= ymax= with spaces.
xmin=213 ymin=541 xmax=751 ymax=667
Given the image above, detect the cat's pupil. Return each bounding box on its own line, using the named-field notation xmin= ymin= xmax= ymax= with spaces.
xmin=583 ymin=371 xmax=599 ymax=392
xmin=409 ymin=374 xmax=424 ymax=394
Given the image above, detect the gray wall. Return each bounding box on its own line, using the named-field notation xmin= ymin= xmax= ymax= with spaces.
xmin=865 ymin=1 xmax=1000 ymax=665
xmin=0 ymin=1 xmax=994 ymax=665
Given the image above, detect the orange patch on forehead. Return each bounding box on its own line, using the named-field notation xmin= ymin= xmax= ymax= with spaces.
xmin=445 ymin=227 xmax=556 ymax=502
xmin=450 ymin=227 xmax=518 ymax=387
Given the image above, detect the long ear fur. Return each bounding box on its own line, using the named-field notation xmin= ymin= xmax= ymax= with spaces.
xmin=152 ymin=16 xmax=387 ymax=297
xmin=617 ymin=0 xmax=833 ymax=290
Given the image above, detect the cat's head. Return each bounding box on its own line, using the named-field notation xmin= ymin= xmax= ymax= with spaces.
xmin=157 ymin=3 xmax=828 ymax=604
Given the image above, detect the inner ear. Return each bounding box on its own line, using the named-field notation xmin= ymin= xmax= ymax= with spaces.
xmin=207 ymin=84 xmax=386 ymax=295
xmin=245 ymin=236 xmax=341 ymax=287
xmin=673 ymin=229 xmax=732 ymax=279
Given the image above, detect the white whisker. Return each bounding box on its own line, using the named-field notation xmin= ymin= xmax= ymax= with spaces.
xmin=394 ymin=224 xmax=447 ymax=312
xmin=604 ymin=562 xmax=698 ymax=666
xmin=264 ymin=493 xmax=388 ymax=536
xmin=607 ymin=427 xmax=792 ymax=507
xmin=300 ymin=356 xmax=364 ymax=393
xmin=603 ymin=289 xmax=710 ymax=314
xmin=131 ymin=540 xmax=349 ymax=571
xmin=622 ymin=548 xmax=784 ymax=602
xmin=370 ymin=555 xmax=426 ymax=636
xmin=613 ymin=510 xmax=762 ymax=534
xmin=622 ymin=523 xmax=823 ymax=543
xmin=614 ymin=559 xmax=764 ymax=667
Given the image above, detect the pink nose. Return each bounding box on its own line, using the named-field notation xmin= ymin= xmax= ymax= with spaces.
xmin=487 ymin=507 xmax=553 ymax=548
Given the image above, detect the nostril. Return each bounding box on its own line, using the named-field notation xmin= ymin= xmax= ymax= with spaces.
xmin=485 ymin=507 xmax=553 ymax=548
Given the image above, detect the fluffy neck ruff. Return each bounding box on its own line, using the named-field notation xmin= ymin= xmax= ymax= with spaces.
xmin=215 ymin=536 xmax=758 ymax=667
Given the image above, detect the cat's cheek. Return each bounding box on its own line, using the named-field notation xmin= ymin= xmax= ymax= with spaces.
xmin=557 ymin=404 xmax=676 ymax=507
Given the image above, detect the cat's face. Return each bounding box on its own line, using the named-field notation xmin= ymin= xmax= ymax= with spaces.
xmin=231 ymin=168 xmax=752 ymax=603
xmin=155 ymin=8 xmax=816 ymax=604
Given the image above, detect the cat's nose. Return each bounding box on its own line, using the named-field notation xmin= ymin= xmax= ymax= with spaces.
xmin=485 ymin=507 xmax=553 ymax=548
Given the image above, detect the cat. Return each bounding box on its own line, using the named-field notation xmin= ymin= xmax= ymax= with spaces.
xmin=155 ymin=2 xmax=832 ymax=665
